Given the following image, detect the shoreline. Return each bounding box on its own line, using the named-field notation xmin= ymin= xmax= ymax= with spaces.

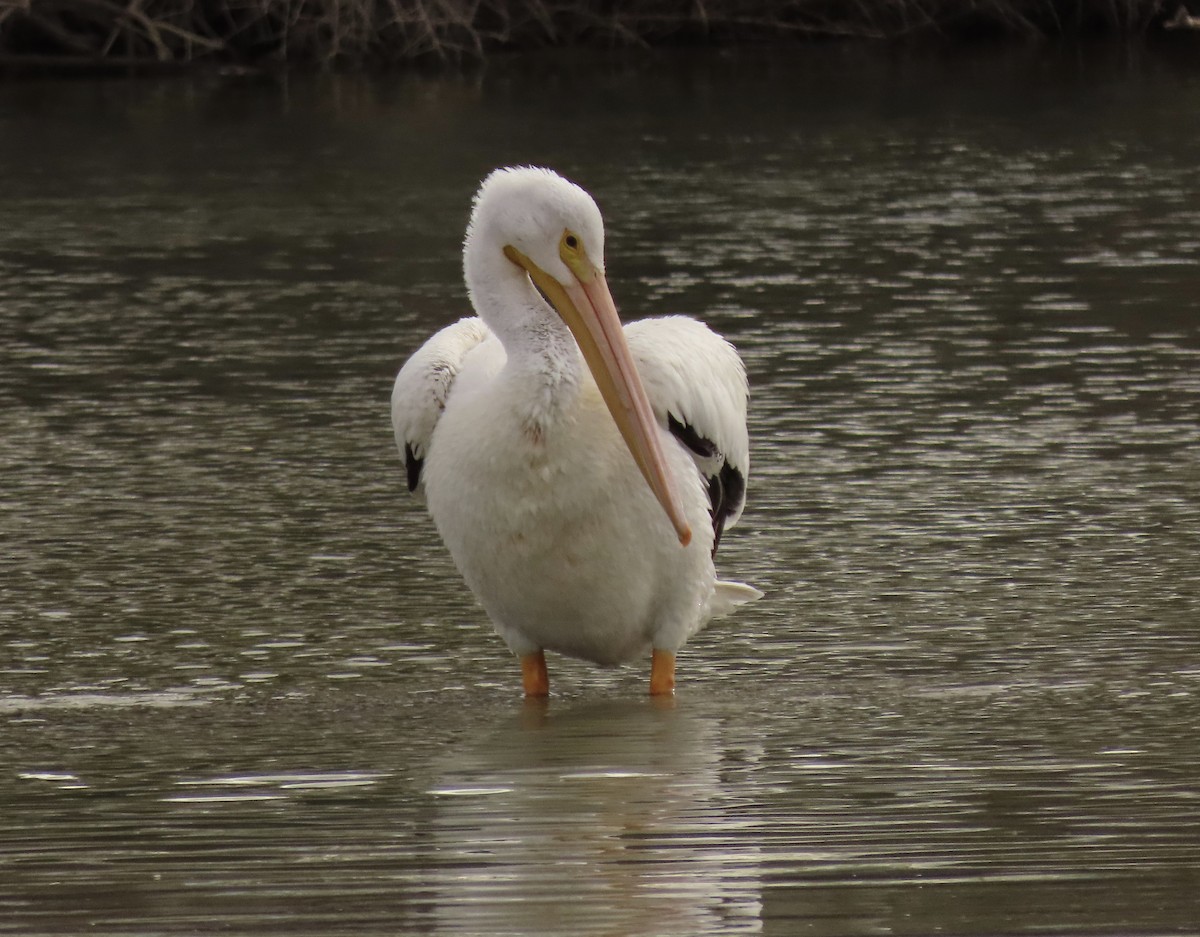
xmin=1 ymin=0 xmax=1197 ymax=75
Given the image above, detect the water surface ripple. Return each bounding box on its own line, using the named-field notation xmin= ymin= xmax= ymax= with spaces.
xmin=2 ymin=49 xmax=1198 ymax=936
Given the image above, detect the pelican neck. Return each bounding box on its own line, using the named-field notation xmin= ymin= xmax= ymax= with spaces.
xmin=465 ymin=248 xmax=583 ymax=423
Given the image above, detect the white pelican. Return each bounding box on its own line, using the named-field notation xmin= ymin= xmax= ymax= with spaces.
xmin=392 ymin=167 xmax=760 ymax=697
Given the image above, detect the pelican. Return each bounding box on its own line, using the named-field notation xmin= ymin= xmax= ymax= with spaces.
xmin=391 ymin=167 xmax=760 ymax=697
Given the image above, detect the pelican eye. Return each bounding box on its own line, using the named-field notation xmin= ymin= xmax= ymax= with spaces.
xmin=558 ymin=230 xmax=594 ymax=282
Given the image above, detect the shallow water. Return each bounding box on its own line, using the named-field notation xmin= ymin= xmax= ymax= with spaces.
xmin=2 ymin=46 xmax=1199 ymax=935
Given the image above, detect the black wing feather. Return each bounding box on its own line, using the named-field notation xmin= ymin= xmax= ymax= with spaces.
xmin=669 ymin=413 xmax=744 ymax=557
xmin=404 ymin=442 xmax=424 ymax=493
xmin=668 ymin=412 xmax=718 ymax=459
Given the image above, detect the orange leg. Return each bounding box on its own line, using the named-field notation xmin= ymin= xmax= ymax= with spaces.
xmin=520 ymin=650 xmax=549 ymax=697
xmin=649 ymin=648 xmax=676 ymax=696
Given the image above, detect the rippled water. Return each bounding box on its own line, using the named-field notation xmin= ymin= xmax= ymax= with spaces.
xmin=2 ymin=47 xmax=1199 ymax=935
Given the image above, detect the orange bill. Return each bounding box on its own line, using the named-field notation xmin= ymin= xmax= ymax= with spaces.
xmin=505 ymin=244 xmax=692 ymax=547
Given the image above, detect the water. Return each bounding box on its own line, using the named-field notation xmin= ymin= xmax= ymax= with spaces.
xmin=2 ymin=46 xmax=1199 ymax=935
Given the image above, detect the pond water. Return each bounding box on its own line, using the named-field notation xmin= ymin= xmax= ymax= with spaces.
xmin=1 ymin=45 xmax=1199 ymax=935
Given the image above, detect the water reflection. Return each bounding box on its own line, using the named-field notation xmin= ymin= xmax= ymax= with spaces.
xmin=422 ymin=701 xmax=761 ymax=935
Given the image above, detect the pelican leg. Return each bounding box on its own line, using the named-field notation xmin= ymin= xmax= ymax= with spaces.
xmin=521 ymin=650 xmax=549 ymax=697
xmin=649 ymin=649 xmax=676 ymax=696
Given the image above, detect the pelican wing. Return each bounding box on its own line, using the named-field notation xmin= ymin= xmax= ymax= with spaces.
xmin=625 ymin=316 xmax=750 ymax=554
xmin=391 ymin=316 xmax=491 ymax=498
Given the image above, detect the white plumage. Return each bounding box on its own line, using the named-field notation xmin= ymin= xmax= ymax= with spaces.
xmin=391 ymin=167 xmax=759 ymax=695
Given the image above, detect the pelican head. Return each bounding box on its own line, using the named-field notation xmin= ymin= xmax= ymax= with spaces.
xmin=464 ymin=167 xmax=692 ymax=547
xmin=466 ymin=166 xmax=606 ymax=293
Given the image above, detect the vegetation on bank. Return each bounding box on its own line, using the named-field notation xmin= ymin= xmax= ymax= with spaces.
xmin=0 ymin=0 xmax=1194 ymax=70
